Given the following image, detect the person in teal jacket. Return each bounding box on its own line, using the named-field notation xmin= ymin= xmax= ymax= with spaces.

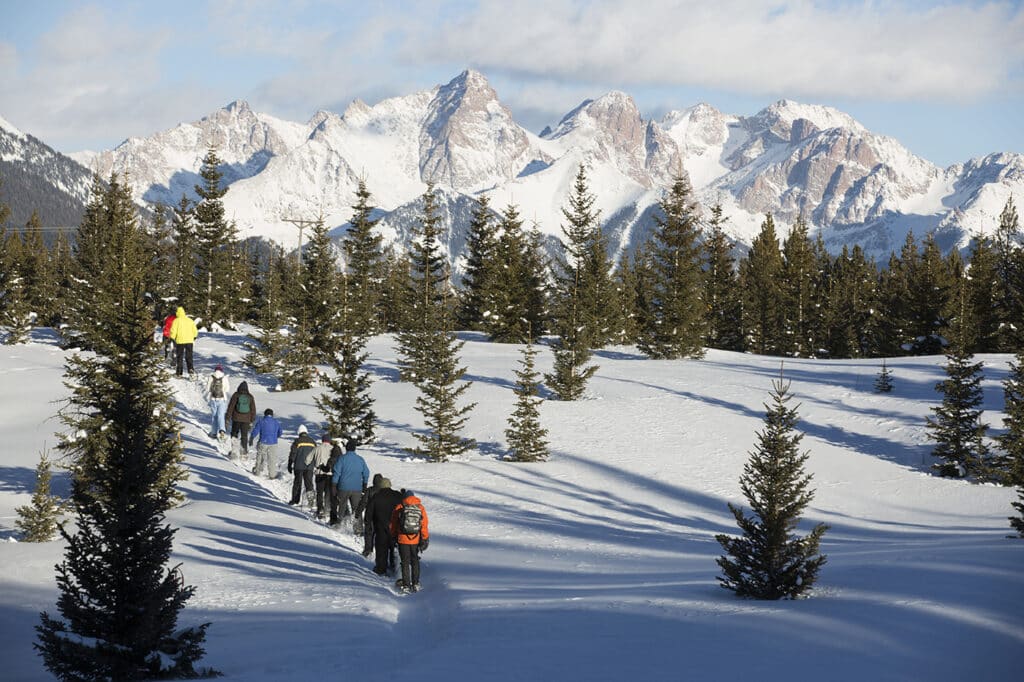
xmin=332 ymin=440 xmax=369 ymax=522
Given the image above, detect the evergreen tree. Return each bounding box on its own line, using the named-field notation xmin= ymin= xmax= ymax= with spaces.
xmin=409 ymin=327 xmax=477 ymax=462
xmin=874 ymin=359 xmax=894 ymax=393
xmin=1 ymin=269 xmax=32 ymax=344
xmin=964 ymin=234 xmax=1002 ymax=353
xmin=36 ymin=192 xmax=210 ymax=679
xmin=377 ymin=247 xmax=412 ymax=333
xmin=715 ymin=378 xmax=829 ymax=599
xmin=993 ymin=197 xmax=1022 ymax=351
xmin=192 ymin=148 xmax=239 ymax=328
xmin=14 ymin=451 xmax=62 ymax=542
xmin=908 ymin=234 xmax=955 ymax=354
xmin=170 ymin=195 xmax=196 ymax=312
xmin=545 ymin=166 xmax=603 ymax=399
xmin=875 ymin=237 xmax=916 ymax=356
xmin=780 ymin=217 xmax=821 ymax=357
xmin=613 ymin=250 xmax=642 ymax=345
xmin=702 ymin=204 xmax=744 ymax=352
xmin=299 ymin=217 xmax=343 ymax=361
xmin=316 ymin=331 xmax=376 ymax=444
xmin=505 ymin=340 xmax=550 ymax=462
xmin=396 ymin=185 xmax=449 ymax=382
xmin=459 ymin=194 xmax=498 ymax=331
xmin=738 ymin=214 xmax=785 ymax=355
xmin=485 ymin=205 xmax=548 ymax=343
xmin=819 ymin=245 xmax=878 ymax=358
xmin=343 ymin=180 xmax=385 ymax=338
xmin=997 ymin=351 xmax=1024 ymax=489
xmin=244 ymin=244 xmax=293 ymax=375
xmin=638 ymin=173 xmax=705 ymax=359
xmin=926 ymin=287 xmax=990 ymax=478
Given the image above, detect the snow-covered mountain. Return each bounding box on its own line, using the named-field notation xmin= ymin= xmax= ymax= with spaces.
xmin=0 ymin=115 xmax=93 ymax=229
xmin=11 ymin=69 xmax=1023 ymax=264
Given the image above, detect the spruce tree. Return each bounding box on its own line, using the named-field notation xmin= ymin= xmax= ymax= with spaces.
xmin=170 ymin=195 xmax=196 ymax=311
xmin=998 ymin=351 xmax=1024 ymax=491
xmin=738 ymin=214 xmax=785 ymax=355
xmin=506 ymin=340 xmax=549 ymax=462
xmin=459 ymin=194 xmax=498 ymax=331
xmin=875 ymin=236 xmax=917 ymax=356
xmin=14 ymin=451 xmax=62 ymax=542
xmin=926 ymin=286 xmax=990 ymax=478
xmin=343 ymin=180 xmax=385 ymax=338
xmin=994 ymin=197 xmax=1023 ymax=351
xmin=36 ymin=189 xmax=210 ymax=679
xmin=702 ymin=204 xmax=744 ymax=352
xmin=485 ymin=204 xmax=548 ymax=344
xmin=964 ymin=234 xmax=1002 ymax=353
xmin=613 ymin=251 xmax=642 ymax=345
xmin=546 ymin=166 xmax=603 ymax=399
xmin=715 ymin=378 xmax=829 ymax=599
xmin=316 ymin=330 xmax=377 ymax=444
xmin=299 ymin=217 xmax=343 ymax=362
xmin=193 ymin=148 xmax=239 ymax=328
xmin=378 ymin=248 xmax=412 ymax=333
xmin=1 ymin=270 xmax=32 ymax=344
xmin=638 ymin=173 xmax=705 ymax=359
xmin=819 ymin=245 xmax=878 ymax=358
xmin=244 ymin=245 xmax=292 ymax=374
xmin=874 ymin=359 xmax=894 ymax=393
xmin=396 ymin=185 xmax=449 ymax=382
xmin=780 ymin=216 xmax=821 ymax=357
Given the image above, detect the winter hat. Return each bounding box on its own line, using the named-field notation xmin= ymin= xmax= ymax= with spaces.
xmin=372 ymin=473 xmax=383 ymax=487
xmin=298 ymin=424 xmax=308 ymax=435
xmin=322 ymin=434 xmax=332 ymax=443
xmin=264 ymin=408 xmax=274 ymax=416
xmin=215 ymin=364 xmax=223 ymax=372
xmin=345 ymin=439 xmax=358 ymax=452
xmin=380 ymin=478 xmax=392 ymax=489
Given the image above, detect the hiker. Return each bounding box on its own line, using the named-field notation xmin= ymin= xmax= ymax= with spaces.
xmin=390 ymin=489 xmax=429 ymax=592
xmin=161 ymin=310 xmax=176 ymax=361
xmin=206 ymin=365 xmax=231 ymax=437
xmin=357 ymin=473 xmax=386 ymax=545
xmin=287 ymin=425 xmax=317 ymax=506
xmin=332 ymin=439 xmax=369 ymax=522
xmin=366 ymin=476 xmax=403 ymax=576
xmin=251 ymin=408 xmax=283 ymax=478
xmin=226 ymin=381 xmax=256 ymax=456
xmin=168 ymin=306 xmax=198 ymax=376
xmin=310 ymin=434 xmax=336 ymax=520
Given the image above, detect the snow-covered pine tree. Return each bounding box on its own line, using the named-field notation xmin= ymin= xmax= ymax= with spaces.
xmin=170 ymin=194 xmax=196 ymax=311
xmin=377 ymin=247 xmax=412 ymax=333
xmin=409 ymin=326 xmax=477 ymax=462
xmin=36 ymin=188 xmax=211 ymax=679
xmin=343 ymin=179 xmax=385 ymax=338
xmin=396 ymin=184 xmax=449 ymax=382
xmin=964 ymin=234 xmax=1002 ymax=353
xmin=316 ymin=331 xmax=377 ymax=444
xmin=998 ymin=351 xmax=1024 ymax=499
xmin=485 ymin=204 xmax=548 ymax=344
xmin=715 ymin=378 xmax=829 ymax=599
xmin=926 ymin=284 xmax=990 ymax=478
xmin=506 ymin=340 xmax=549 ymax=462
xmin=993 ymin=197 xmax=1022 ymax=351
xmin=738 ymin=214 xmax=785 ymax=355
xmin=276 ymin=317 xmax=318 ymax=391
xmin=780 ymin=216 xmax=823 ymax=358
xmin=14 ymin=451 xmax=62 ymax=542
xmin=702 ymin=204 xmax=743 ymax=352
xmin=459 ymin=194 xmax=498 ymax=332
xmin=1 ymin=271 xmax=32 ymax=344
xmin=638 ymin=172 xmax=705 ymax=359
xmin=244 ymin=244 xmax=292 ymax=374
xmin=545 ymin=166 xmax=602 ymax=400
xmin=874 ymin=359 xmax=894 ymax=393
xmin=193 ymin=148 xmax=239 ymax=329
xmin=299 ymin=217 xmax=343 ymax=362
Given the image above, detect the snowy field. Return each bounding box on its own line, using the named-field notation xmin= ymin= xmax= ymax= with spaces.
xmin=1 ymin=327 xmax=1021 ymax=681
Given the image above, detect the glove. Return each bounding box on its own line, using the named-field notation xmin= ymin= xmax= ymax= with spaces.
xmin=318 ymin=464 xmax=330 ymax=473
xmin=287 ymin=464 xmax=293 ymax=474
xmin=418 ymin=537 xmax=429 ymax=553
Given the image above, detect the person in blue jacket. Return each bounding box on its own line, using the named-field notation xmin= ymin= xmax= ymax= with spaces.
xmin=332 ymin=439 xmax=370 ymax=523
xmin=251 ymin=408 xmax=284 ymax=478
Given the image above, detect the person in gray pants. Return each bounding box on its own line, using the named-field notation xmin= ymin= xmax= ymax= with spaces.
xmin=332 ymin=439 xmax=370 ymax=521
xmin=288 ymin=425 xmax=317 ymax=506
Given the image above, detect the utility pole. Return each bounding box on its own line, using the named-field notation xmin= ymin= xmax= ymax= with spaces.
xmin=282 ymin=217 xmax=320 ymax=265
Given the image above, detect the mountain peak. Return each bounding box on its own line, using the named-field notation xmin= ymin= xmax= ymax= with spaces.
xmin=0 ymin=113 xmax=25 ymax=139
xmin=223 ymin=99 xmax=253 ymax=115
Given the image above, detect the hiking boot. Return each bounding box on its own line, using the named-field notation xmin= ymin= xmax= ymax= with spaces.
xmin=412 ymin=583 xmax=421 ymax=592
xmin=288 ymin=500 xmax=299 ymax=506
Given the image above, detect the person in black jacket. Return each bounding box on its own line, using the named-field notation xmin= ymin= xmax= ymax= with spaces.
xmin=366 ymin=478 xmax=404 ymax=576
xmin=357 ymin=473 xmax=386 ymax=550
xmin=287 ymin=425 xmax=317 ymax=506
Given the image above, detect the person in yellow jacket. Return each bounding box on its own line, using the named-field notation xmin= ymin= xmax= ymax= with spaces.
xmin=168 ymin=306 xmax=198 ymax=376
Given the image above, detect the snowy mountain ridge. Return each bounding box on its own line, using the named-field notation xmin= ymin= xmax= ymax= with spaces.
xmin=6 ymin=69 xmax=1023 ymax=265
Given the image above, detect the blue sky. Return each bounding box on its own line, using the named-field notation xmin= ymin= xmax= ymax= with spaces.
xmin=1 ymin=0 xmax=1022 ymax=166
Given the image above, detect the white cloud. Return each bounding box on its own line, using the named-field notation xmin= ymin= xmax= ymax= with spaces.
xmin=414 ymin=0 xmax=1024 ymax=101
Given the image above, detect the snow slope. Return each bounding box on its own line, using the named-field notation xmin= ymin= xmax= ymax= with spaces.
xmin=0 ymin=329 xmax=1021 ymax=681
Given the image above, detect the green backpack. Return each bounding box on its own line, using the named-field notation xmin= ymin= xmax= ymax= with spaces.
xmin=236 ymin=394 xmax=251 ymax=414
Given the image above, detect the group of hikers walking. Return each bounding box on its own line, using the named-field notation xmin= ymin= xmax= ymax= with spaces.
xmin=156 ymin=310 xmax=431 ymax=594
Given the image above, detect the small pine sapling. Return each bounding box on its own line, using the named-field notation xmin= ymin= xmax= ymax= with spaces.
xmin=716 ymin=378 xmax=829 ymax=599
xmin=506 ymin=340 xmax=550 ymax=462
xmin=874 ymin=359 xmax=894 ymax=393
xmin=15 ymin=451 xmax=63 ymax=542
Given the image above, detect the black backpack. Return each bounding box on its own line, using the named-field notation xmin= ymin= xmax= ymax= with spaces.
xmin=399 ymin=502 xmax=422 ymax=535
xmin=210 ymin=376 xmax=224 ymax=399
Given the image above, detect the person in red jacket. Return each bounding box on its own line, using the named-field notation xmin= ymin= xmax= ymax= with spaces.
xmin=389 ymin=490 xmax=429 ymax=592
xmin=161 ymin=311 xmax=176 ymax=361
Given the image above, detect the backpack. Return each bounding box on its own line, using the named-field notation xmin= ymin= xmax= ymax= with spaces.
xmin=399 ymin=502 xmax=422 ymax=535
xmin=210 ymin=376 xmax=224 ymax=399
xmin=236 ymin=393 xmax=251 ymax=414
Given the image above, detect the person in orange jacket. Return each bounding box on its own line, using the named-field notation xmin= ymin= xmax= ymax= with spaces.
xmin=389 ymin=490 xmax=429 ymax=592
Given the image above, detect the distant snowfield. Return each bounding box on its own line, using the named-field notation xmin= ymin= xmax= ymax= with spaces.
xmin=1 ymin=328 xmax=1021 ymax=681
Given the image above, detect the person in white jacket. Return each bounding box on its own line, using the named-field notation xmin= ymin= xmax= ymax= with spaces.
xmin=206 ymin=365 xmax=231 ymax=437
